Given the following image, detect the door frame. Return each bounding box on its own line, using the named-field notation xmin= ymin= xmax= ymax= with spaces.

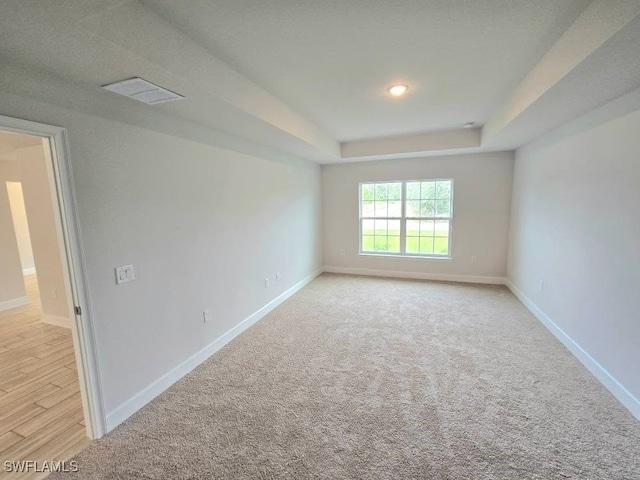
xmin=0 ymin=114 xmax=106 ymax=439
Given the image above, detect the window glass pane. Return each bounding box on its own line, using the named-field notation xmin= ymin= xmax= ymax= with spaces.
xmin=420 ymin=219 xmax=435 ymax=236
xmin=436 ymin=180 xmax=451 ymax=199
xmin=374 ymin=236 xmax=390 ymax=252
xmin=421 ymin=181 xmax=436 ymax=199
xmin=388 ymin=220 xmax=400 ymax=236
xmin=436 ymin=198 xmax=450 ymax=217
xmin=375 ymin=183 xmax=389 ymax=201
xmin=406 ymin=220 xmax=419 ymax=236
xmin=388 ymin=183 xmax=401 ymax=200
xmin=406 ymin=236 xmax=419 ymax=254
xmin=374 ymin=219 xmax=388 ymax=235
xmin=420 ymin=237 xmax=434 ymax=254
xmin=361 ymin=184 xmax=374 ymax=201
xmin=362 ymin=236 xmax=375 ymax=251
xmin=361 ymin=200 xmax=374 ymax=217
xmin=387 ymin=236 xmax=400 ymax=253
xmin=435 ymin=219 xmax=449 ymax=237
xmin=406 ymin=200 xmax=420 ymax=217
xmin=362 ymin=219 xmax=374 ymax=235
xmin=388 ymin=200 xmax=401 ymax=217
xmin=434 ymin=237 xmax=449 ymax=255
xmin=406 ymin=182 xmax=421 ymax=199
xmin=374 ymin=201 xmax=388 ymax=217
xmin=420 ymin=200 xmax=435 ymax=217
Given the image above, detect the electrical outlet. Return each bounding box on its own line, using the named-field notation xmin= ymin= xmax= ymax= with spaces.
xmin=471 ymin=256 xmax=477 ymax=263
xmin=264 ymin=277 xmax=270 ymax=288
xmin=276 ymin=272 xmax=281 ymax=281
xmin=539 ymin=280 xmax=544 ymax=292
xmin=203 ymin=308 xmax=212 ymax=323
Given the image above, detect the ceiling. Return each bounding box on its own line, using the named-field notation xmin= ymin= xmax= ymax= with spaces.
xmin=0 ymin=0 xmax=639 ymax=163
xmin=146 ymin=0 xmax=590 ymax=142
xmin=0 ymin=131 xmax=42 ymax=157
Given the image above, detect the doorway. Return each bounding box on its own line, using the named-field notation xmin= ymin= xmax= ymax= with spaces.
xmin=0 ymin=116 xmax=105 ymax=470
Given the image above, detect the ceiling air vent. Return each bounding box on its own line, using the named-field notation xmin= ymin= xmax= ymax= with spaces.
xmin=102 ymin=77 xmax=183 ymax=104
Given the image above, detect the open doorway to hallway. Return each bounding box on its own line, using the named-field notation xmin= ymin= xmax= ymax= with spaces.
xmin=0 ymin=130 xmax=90 ymax=476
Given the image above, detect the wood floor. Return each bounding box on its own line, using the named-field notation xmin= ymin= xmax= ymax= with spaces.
xmin=0 ymin=275 xmax=89 ymax=479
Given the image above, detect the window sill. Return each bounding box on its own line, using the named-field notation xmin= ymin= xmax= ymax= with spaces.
xmin=358 ymin=253 xmax=453 ymax=261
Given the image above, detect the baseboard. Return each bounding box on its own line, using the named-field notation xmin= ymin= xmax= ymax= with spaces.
xmin=0 ymin=296 xmax=29 ymax=312
xmin=22 ymin=267 xmax=36 ymax=276
xmin=41 ymin=314 xmax=73 ymax=329
xmin=105 ymin=267 xmax=323 ymax=432
xmin=323 ymin=265 xmax=506 ymax=285
xmin=505 ymin=279 xmax=640 ymax=420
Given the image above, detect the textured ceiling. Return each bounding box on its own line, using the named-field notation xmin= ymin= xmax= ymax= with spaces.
xmin=146 ymin=0 xmax=591 ymax=141
xmin=1 ymin=1 xmax=638 ymax=163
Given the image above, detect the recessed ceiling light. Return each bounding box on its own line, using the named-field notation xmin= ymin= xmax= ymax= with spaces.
xmin=387 ymin=84 xmax=409 ymax=97
xmin=463 ymin=122 xmax=476 ymax=129
xmin=102 ymin=77 xmax=184 ymax=104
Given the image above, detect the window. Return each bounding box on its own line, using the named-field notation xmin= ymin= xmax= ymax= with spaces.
xmin=360 ymin=179 xmax=453 ymax=257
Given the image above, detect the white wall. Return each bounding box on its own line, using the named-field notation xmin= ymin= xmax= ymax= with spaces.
xmin=0 ymin=93 xmax=322 ymax=425
xmin=6 ymin=181 xmax=36 ymax=273
xmin=0 ymin=143 xmax=72 ymax=324
xmin=15 ymin=143 xmax=72 ymax=322
xmin=322 ymin=152 xmax=514 ymax=280
xmin=0 ymin=179 xmax=26 ymax=307
xmin=508 ymin=108 xmax=640 ymax=414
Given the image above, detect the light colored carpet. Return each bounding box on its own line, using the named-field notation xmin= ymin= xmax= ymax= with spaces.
xmin=51 ymin=274 xmax=640 ymax=479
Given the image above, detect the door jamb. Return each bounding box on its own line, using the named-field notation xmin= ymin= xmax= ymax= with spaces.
xmin=0 ymin=114 xmax=106 ymax=439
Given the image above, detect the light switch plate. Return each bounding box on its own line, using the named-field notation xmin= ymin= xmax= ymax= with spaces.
xmin=115 ymin=265 xmax=135 ymax=285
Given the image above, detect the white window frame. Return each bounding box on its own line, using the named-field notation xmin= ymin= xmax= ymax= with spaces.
xmin=358 ymin=179 xmax=454 ymax=259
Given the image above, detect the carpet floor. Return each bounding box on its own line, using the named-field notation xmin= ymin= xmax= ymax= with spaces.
xmin=51 ymin=274 xmax=640 ymax=479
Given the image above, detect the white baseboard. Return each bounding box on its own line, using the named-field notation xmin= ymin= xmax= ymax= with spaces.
xmin=105 ymin=267 xmax=323 ymax=432
xmin=0 ymin=296 xmax=29 ymax=312
xmin=323 ymin=265 xmax=506 ymax=285
xmin=41 ymin=314 xmax=73 ymax=329
xmin=505 ymin=279 xmax=640 ymax=420
xmin=22 ymin=267 xmax=36 ymax=276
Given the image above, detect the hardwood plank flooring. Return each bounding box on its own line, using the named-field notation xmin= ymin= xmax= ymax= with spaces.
xmin=49 ymin=373 xmax=76 ymax=390
xmin=0 ymin=432 xmax=22 ymax=452
xmin=0 ymin=385 xmax=60 ymax=421
xmin=0 ymin=275 xmax=88 ymax=479
xmin=36 ymin=384 xmax=80 ymax=410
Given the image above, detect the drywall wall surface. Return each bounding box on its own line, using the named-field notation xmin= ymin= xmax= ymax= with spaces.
xmin=15 ymin=143 xmax=71 ymax=320
xmin=6 ymin=181 xmax=36 ymax=272
xmin=322 ymin=152 xmax=514 ymax=278
xmin=0 ymin=180 xmax=26 ymax=305
xmin=0 ymin=91 xmax=322 ymax=419
xmin=508 ymin=107 xmax=640 ymax=402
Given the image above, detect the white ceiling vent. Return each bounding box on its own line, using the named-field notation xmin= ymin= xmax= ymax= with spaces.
xmin=102 ymin=77 xmax=183 ymax=104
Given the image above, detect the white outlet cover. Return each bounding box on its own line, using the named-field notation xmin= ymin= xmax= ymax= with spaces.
xmin=203 ymin=308 xmax=212 ymax=323
xmin=115 ymin=265 xmax=135 ymax=285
